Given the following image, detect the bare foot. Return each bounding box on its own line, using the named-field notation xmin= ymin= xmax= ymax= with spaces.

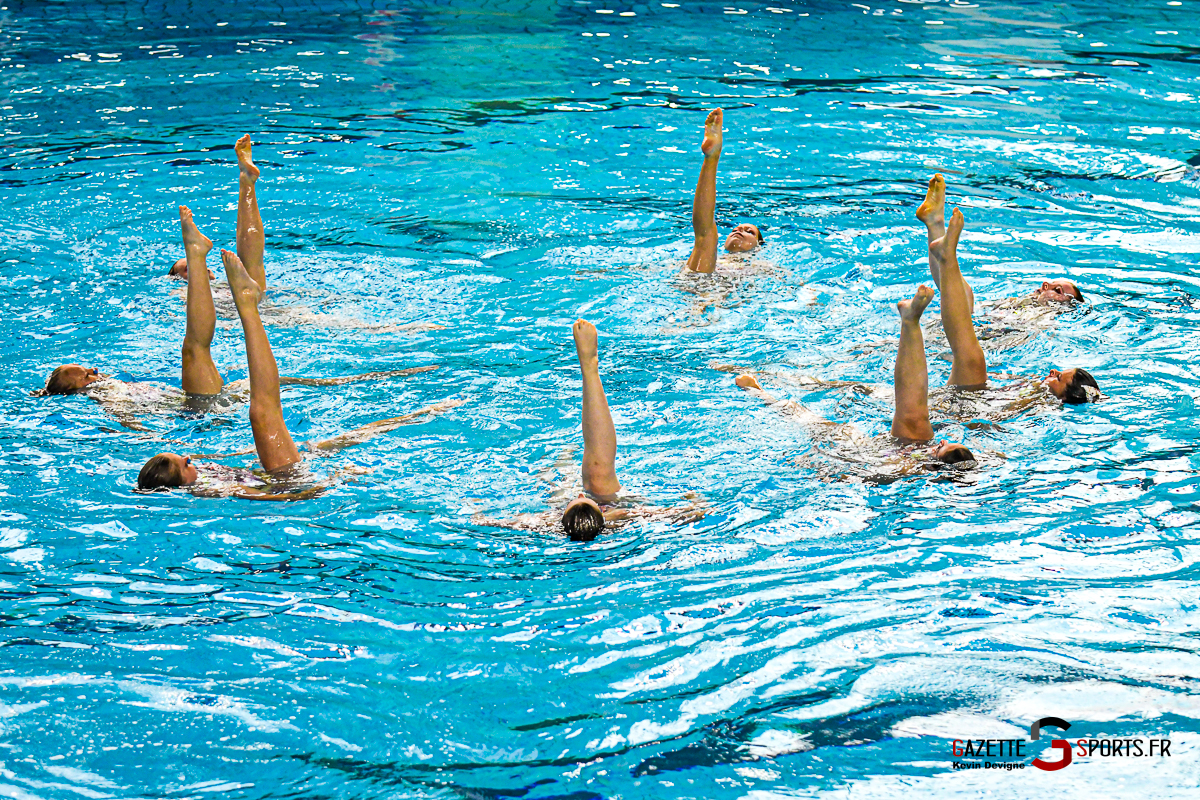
xmin=179 ymin=206 xmax=212 ymax=256
xmin=573 ymin=319 xmax=599 ymax=365
xmin=735 ymin=373 xmax=762 ymax=390
xmin=897 ymin=284 xmax=934 ymax=322
xmin=222 ymin=249 xmax=263 ymax=307
xmin=946 ymin=206 xmax=964 ymax=246
xmin=701 ymin=108 xmax=723 ymax=159
xmin=915 ymin=173 xmax=944 ymax=229
xmin=235 ymin=134 xmax=259 ymax=182
xmin=930 ymin=208 xmax=965 ymax=263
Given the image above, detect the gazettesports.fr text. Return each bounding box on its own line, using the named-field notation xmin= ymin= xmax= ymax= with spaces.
xmin=952 ymin=739 xmax=1172 ymax=757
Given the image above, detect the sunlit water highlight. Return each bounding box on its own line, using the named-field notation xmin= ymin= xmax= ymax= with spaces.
xmin=2 ymin=1 xmax=1199 ymax=797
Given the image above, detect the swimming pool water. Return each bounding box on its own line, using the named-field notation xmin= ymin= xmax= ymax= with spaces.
xmin=2 ymin=0 xmax=1200 ymax=796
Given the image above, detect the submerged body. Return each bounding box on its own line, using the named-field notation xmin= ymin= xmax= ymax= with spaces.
xmin=165 ymin=134 xmax=444 ymax=333
xmin=915 ymin=174 xmax=1100 ymax=403
xmin=139 ymin=249 xmax=463 ymax=501
xmin=720 ymin=367 xmax=1068 ymax=426
xmin=684 ymin=109 xmax=762 ymax=274
xmin=923 ymin=292 xmax=1081 ymax=356
xmin=44 ymin=142 xmax=440 ymax=429
xmin=733 ymin=281 xmax=977 ymax=485
xmin=475 ymin=320 xmax=704 ymax=539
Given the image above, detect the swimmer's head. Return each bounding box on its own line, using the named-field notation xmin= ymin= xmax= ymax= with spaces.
xmin=724 ymin=223 xmax=763 ymax=254
xmin=1035 ymin=278 xmax=1083 ymax=305
xmin=561 ymin=495 xmax=604 ymax=542
xmin=167 ymin=258 xmax=215 ymax=281
xmin=43 ymin=364 xmax=104 ymax=395
xmin=931 ymin=440 xmax=975 ymax=465
xmin=1045 ymin=367 xmax=1100 ymax=405
xmin=138 ymin=453 xmax=198 ymax=491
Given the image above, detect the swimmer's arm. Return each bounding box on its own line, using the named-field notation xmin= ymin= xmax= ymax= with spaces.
xmin=602 ymin=507 xmax=634 ymax=523
xmin=740 ymin=385 xmax=833 ymax=430
xmin=646 ymin=495 xmax=710 ymax=524
xmin=279 ymin=365 xmax=438 ymax=387
xmin=998 ymin=392 xmax=1045 ymax=418
xmin=111 ymin=413 xmax=152 ymax=433
xmin=232 ymin=484 xmax=331 ymax=502
xmin=310 ymin=397 xmax=466 ymax=453
xmin=471 ymin=511 xmax=550 ymax=531
xmin=618 ymin=495 xmax=709 ymax=525
xmin=714 ymin=365 xmax=876 ymax=395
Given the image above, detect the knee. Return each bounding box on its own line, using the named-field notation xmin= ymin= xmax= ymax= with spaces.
xmin=962 ymin=349 xmax=987 ymax=372
xmin=248 ymin=404 xmax=282 ymax=430
xmin=181 ymin=341 xmax=208 ymax=356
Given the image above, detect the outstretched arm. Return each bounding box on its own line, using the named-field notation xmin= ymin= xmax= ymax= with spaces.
xmin=713 ymin=364 xmax=878 ymax=395
xmin=891 ymin=286 xmax=935 ymax=440
xmin=733 ymin=374 xmax=837 ymax=433
xmin=604 ymin=493 xmax=709 ymax=526
xmin=233 ymin=484 xmax=331 ymax=502
xmin=309 ymin=397 xmax=465 ymax=453
xmin=179 ymin=207 xmax=224 ymax=395
xmin=573 ymin=319 xmax=621 ymax=497
xmin=685 ymin=109 xmax=724 ymax=274
xmin=916 ymin=173 xmax=974 ymax=311
xmin=223 ymin=249 xmax=301 ymax=473
xmin=937 ymin=208 xmax=987 ymax=388
xmin=279 ymin=365 xmax=437 ymax=387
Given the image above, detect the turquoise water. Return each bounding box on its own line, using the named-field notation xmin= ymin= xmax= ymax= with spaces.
xmin=3 ymin=0 xmax=1200 ymax=796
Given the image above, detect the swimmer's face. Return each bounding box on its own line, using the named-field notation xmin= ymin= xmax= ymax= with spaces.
xmin=1043 ymin=367 xmax=1077 ymax=400
xmin=54 ymin=364 xmax=104 ymax=393
xmin=931 ymin=440 xmax=974 ymax=464
xmin=724 ymin=223 xmax=761 ymax=254
xmin=167 ymin=258 xmax=215 ymax=281
xmin=1035 ymin=279 xmax=1081 ymax=305
xmin=166 ymin=453 xmax=199 ymax=486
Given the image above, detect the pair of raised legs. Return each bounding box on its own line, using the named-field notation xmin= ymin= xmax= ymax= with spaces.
xmin=179 ymin=135 xmax=266 ymax=394
xmin=891 ymin=175 xmax=988 ymax=440
xmin=177 ymin=136 xmax=296 ymax=472
xmin=146 ymin=249 xmax=299 ymax=488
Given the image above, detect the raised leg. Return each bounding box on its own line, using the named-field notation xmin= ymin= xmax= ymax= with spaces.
xmin=891 ymin=285 xmax=935 ymax=440
xmin=936 ymin=208 xmax=988 ymax=388
xmin=573 ymin=319 xmax=621 ymax=497
xmin=222 ymin=249 xmax=300 ymax=472
xmin=685 ymin=109 xmax=723 ymax=274
xmin=916 ymin=174 xmax=974 ymax=311
xmin=235 ymin=135 xmax=266 ymax=292
xmin=179 ymin=206 xmax=224 ymax=395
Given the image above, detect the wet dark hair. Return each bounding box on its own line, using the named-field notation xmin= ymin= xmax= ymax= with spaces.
xmin=940 ymin=446 xmax=975 ymax=465
xmin=43 ymin=366 xmax=84 ymax=396
xmin=167 ymin=260 xmax=186 ymax=279
xmin=1069 ymin=284 xmax=1084 ymax=303
xmin=562 ymin=502 xmax=604 ymax=542
xmin=1062 ymin=368 xmax=1100 ymax=405
xmin=754 ymin=225 xmax=764 ymax=244
xmin=138 ymin=454 xmax=184 ymax=491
